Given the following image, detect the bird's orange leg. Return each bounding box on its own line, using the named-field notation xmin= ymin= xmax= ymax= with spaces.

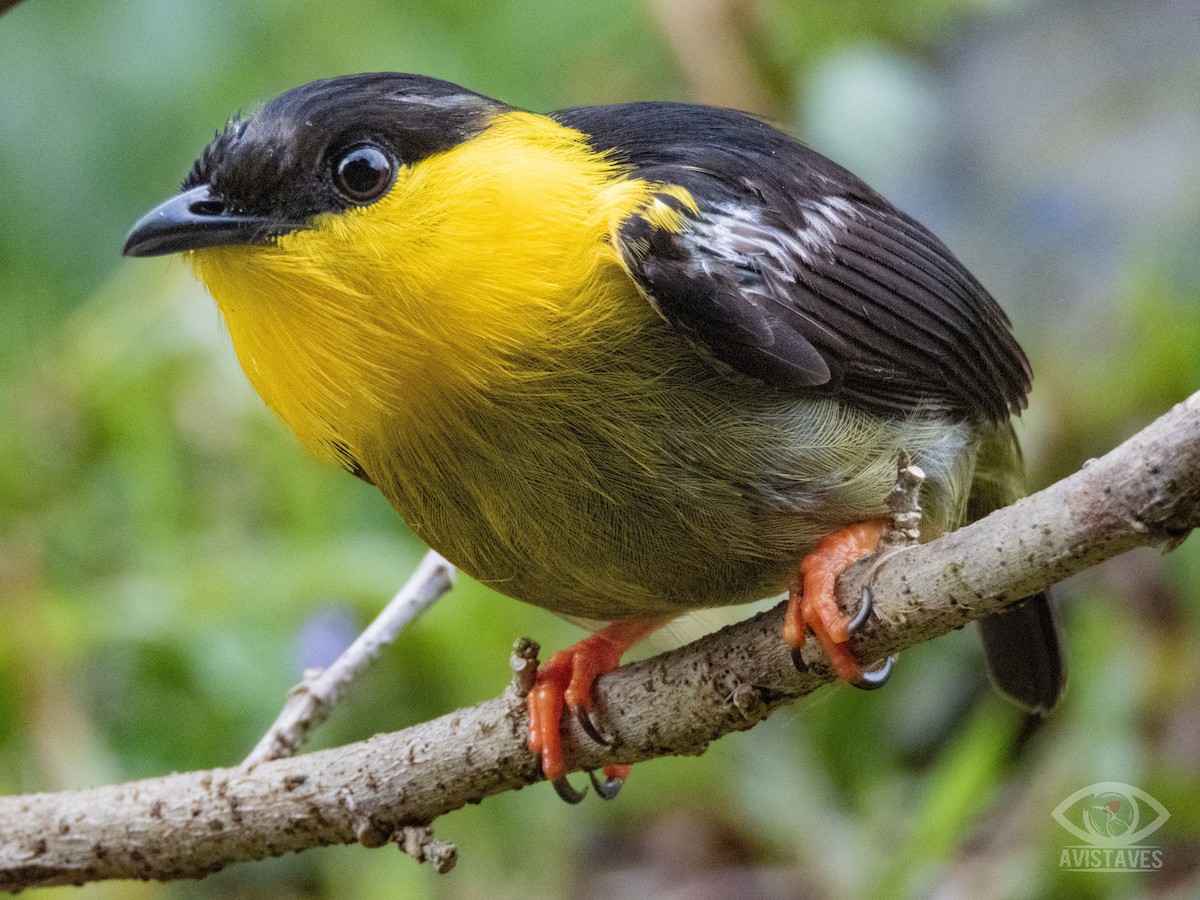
xmin=528 ymin=617 xmax=668 ymax=802
xmin=784 ymin=519 xmax=892 ymax=685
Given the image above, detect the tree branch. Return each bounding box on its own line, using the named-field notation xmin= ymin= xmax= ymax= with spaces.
xmin=2 ymin=391 xmax=1198 ymax=892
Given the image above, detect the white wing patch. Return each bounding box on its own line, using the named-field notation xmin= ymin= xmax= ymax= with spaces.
xmin=683 ymin=195 xmax=859 ymax=282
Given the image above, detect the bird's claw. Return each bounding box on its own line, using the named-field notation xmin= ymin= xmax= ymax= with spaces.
xmin=552 ymin=775 xmax=588 ymax=804
xmin=846 ymin=575 xmax=895 ymax=689
xmin=574 ymin=704 xmax=611 ymax=746
xmin=791 ymin=646 xmax=809 ymax=673
xmin=851 ymin=654 xmax=895 ymax=689
xmin=847 ymin=584 xmax=875 ymax=635
xmin=589 ymin=769 xmax=624 ymax=800
xmin=550 ymin=767 xmax=626 ymax=804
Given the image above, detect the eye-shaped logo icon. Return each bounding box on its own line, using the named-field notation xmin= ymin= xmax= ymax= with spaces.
xmin=1052 ymin=782 xmax=1170 ymax=848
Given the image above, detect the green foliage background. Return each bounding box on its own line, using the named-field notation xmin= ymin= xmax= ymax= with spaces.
xmin=1 ymin=1 xmax=1198 ymax=898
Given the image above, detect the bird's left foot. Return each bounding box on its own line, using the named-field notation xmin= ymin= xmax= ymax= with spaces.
xmin=784 ymin=519 xmax=895 ymax=687
xmin=527 ymin=619 xmax=665 ymax=802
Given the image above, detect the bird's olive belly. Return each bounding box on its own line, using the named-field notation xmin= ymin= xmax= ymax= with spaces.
xmin=371 ymin=375 xmax=976 ymax=622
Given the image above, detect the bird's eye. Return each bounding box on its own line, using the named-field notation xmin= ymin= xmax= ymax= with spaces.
xmin=333 ymin=145 xmax=395 ymax=203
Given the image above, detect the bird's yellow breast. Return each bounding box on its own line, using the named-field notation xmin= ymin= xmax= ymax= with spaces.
xmin=191 ymin=110 xmax=689 ymax=471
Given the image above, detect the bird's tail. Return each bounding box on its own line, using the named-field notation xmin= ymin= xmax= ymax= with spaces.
xmin=969 ymin=423 xmax=1066 ymax=714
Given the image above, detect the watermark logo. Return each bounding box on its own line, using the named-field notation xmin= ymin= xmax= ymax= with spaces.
xmin=1053 ymin=782 xmax=1169 ymax=872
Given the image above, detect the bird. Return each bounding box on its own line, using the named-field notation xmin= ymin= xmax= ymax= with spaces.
xmin=124 ymin=72 xmax=1065 ymax=801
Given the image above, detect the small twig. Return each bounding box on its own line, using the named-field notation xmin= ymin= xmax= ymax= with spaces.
xmin=861 ymin=455 xmax=925 ymax=625
xmin=242 ymin=551 xmax=455 ymax=768
xmin=879 ymin=452 xmax=925 ymax=553
xmin=395 ymin=826 xmax=457 ymax=874
xmin=509 ymin=637 xmax=541 ymax=697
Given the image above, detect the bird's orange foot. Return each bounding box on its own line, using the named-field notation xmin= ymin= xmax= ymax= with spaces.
xmin=784 ymin=519 xmax=895 ymax=688
xmin=527 ymin=619 xmax=666 ymax=803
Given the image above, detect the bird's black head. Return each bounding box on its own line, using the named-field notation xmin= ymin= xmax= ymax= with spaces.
xmin=124 ymin=73 xmax=504 ymax=257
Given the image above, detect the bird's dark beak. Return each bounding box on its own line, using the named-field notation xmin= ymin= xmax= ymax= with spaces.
xmin=123 ymin=185 xmax=299 ymax=257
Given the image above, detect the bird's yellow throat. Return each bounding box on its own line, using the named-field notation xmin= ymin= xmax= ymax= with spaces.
xmin=190 ymin=110 xmax=693 ymax=472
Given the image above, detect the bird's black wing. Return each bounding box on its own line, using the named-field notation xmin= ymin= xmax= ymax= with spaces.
xmin=552 ymin=102 xmax=1030 ymax=422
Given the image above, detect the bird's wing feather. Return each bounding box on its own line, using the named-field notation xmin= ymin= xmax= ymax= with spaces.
xmin=553 ymin=102 xmax=1031 ymax=422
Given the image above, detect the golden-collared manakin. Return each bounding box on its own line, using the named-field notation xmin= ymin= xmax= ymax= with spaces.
xmin=124 ymin=73 xmax=1065 ymax=800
